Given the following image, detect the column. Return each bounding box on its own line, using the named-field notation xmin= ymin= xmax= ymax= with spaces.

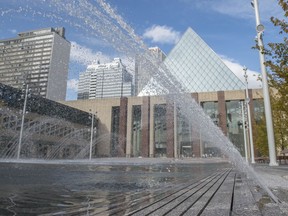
xmin=141 ymin=96 xmax=150 ymax=157
xmin=119 ymin=97 xmax=128 ymax=157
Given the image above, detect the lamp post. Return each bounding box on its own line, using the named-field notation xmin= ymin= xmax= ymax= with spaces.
xmin=241 ymin=101 xmax=249 ymax=163
xmin=252 ymin=0 xmax=278 ymax=166
xmin=243 ymin=67 xmax=255 ymax=163
xmin=17 ymin=83 xmax=29 ymax=159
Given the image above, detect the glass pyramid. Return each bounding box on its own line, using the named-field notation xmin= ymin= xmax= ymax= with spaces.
xmin=162 ymin=27 xmax=245 ymax=93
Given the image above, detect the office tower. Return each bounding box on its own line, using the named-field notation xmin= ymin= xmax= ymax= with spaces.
xmin=134 ymin=47 xmax=166 ymax=95
xmin=77 ymin=58 xmax=133 ymax=99
xmin=77 ymin=69 xmax=92 ymax=100
xmin=0 ymin=27 xmax=71 ymax=101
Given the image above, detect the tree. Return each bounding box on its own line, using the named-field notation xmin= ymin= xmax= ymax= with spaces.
xmin=262 ymin=0 xmax=288 ymax=152
xmin=271 ymin=92 xmax=288 ymax=151
xmin=254 ymin=113 xmax=269 ymax=157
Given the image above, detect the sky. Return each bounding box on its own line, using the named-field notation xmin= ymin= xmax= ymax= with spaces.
xmin=0 ymin=0 xmax=285 ymax=100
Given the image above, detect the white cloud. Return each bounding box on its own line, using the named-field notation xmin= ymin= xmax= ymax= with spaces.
xmin=70 ymin=41 xmax=111 ymax=65
xmin=67 ymin=78 xmax=78 ymax=92
xmin=191 ymin=0 xmax=282 ymax=23
xmin=143 ymin=25 xmax=180 ymax=44
xmin=220 ymin=55 xmax=262 ymax=89
xmin=8 ymin=29 xmax=17 ymax=34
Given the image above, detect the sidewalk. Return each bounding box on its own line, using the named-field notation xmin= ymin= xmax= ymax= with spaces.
xmin=253 ymin=164 xmax=288 ymax=203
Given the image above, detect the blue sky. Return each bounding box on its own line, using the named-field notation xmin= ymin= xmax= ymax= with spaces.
xmin=0 ymin=0 xmax=284 ymax=100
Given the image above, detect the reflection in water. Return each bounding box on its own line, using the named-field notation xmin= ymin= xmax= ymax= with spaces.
xmin=0 ymin=161 xmax=229 ymax=215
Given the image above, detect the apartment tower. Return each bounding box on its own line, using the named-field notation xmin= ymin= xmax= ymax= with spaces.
xmin=0 ymin=27 xmax=71 ymax=101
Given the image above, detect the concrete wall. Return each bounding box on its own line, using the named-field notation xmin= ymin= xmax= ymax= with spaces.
xmin=61 ymin=89 xmax=264 ymax=158
xmin=62 ymin=98 xmax=121 ymax=156
xmin=126 ymin=97 xmax=143 ymax=157
xmin=47 ymin=33 xmax=71 ymax=101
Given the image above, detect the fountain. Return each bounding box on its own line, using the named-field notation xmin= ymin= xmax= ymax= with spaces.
xmin=0 ymin=0 xmax=287 ymax=215
xmin=0 ymin=107 xmax=95 ymax=160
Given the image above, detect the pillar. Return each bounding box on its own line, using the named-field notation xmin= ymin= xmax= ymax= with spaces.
xmin=141 ymin=96 xmax=150 ymax=157
xmin=119 ymin=97 xmax=128 ymax=156
xmin=217 ymin=91 xmax=227 ymax=135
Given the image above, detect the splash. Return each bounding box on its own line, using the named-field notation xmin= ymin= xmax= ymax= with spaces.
xmin=0 ymin=0 xmax=280 ymax=203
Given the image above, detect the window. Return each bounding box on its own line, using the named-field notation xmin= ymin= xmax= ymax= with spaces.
xmin=111 ymin=106 xmax=120 ymax=156
xmin=154 ymin=104 xmax=167 ymax=157
xmin=131 ymin=105 xmax=141 ymax=157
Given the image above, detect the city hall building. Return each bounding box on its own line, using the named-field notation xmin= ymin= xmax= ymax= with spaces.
xmin=61 ymin=90 xmax=263 ymax=158
xmin=61 ymin=28 xmax=264 ymax=159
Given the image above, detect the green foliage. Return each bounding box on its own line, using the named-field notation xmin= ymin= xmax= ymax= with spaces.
xmin=254 ymin=115 xmax=269 ymax=156
xmin=271 ymin=94 xmax=288 ymax=151
xmin=254 ymin=0 xmax=288 ymax=154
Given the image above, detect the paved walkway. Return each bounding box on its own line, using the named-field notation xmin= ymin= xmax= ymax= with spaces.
xmin=126 ymin=168 xmax=242 ymax=216
xmin=83 ymin=158 xmax=288 ymax=216
xmin=121 ymin=166 xmax=288 ymax=216
xmin=71 ymin=157 xmax=288 ymax=216
xmin=1 ymin=158 xmax=287 ymax=215
xmin=253 ymin=163 xmax=288 ymax=214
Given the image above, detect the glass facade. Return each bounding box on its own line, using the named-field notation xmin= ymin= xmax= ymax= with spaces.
xmin=135 ymin=47 xmax=166 ymax=95
xmin=131 ymin=105 xmax=141 ymax=157
xmin=0 ymin=84 xmax=93 ymax=159
xmin=176 ymin=111 xmax=193 ymax=157
xmin=111 ymin=106 xmax=120 ymax=156
xmin=253 ymin=99 xmax=265 ymax=124
xmin=201 ymin=101 xmax=219 ymax=126
xmin=163 ymin=28 xmax=245 ymax=93
xmin=201 ymin=101 xmax=220 ymax=156
xmin=154 ymin=104 xmax=167 ymax=157
xmin=226 ymin=100 xmax=245 ymax=156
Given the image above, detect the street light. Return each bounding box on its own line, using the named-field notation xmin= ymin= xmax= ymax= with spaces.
xmin=17 ymin=83 xmax=29 ymax=159
xmin=243 ymin=67 xmax=255 ymax=163
xmin=241 ymin=101 xmax=249 ymax=163
xmin=251 ymin=0 xmax=278 ymax=166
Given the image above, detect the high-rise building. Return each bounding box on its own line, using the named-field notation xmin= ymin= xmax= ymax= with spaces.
xmin=77 ymin=58 xmax=133 ymax=99
xmin=0 ymin=27 xmax=71 ymax=101
xmin=134 ymin=47 xmax=166 ymax=95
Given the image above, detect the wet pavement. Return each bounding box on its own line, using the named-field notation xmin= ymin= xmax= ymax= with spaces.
xmin=253 ymin=164 xmax=288 ymax=205
xmin=0 ymin=158 xmax=287 ymax=215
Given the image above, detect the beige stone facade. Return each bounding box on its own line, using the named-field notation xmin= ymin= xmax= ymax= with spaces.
xmin=61 ymin=89 xmax=264 ymax=158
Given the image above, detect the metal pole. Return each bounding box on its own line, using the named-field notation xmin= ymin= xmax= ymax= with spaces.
xmin=243 ymin=67 xmax=255 ymax=163
xmin=252 ymin=0 xmax=278 ymax=166
xmin=89 ymin=113 xmax=94 ymax=160
xmin=241 ymin=102 xmax=249 ymax=163
xmin=173 ymin=103 xmax=178 ymax=158
xmin=17 ymin=84 xmax=29 ymax=159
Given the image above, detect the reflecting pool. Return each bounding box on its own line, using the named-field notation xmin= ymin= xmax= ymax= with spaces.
xmin=0 ymin=159 xmax=230 ymax=215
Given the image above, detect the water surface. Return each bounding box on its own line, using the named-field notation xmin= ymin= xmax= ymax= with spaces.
xmin=0 ymin=160 xmax=230 ymax=215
